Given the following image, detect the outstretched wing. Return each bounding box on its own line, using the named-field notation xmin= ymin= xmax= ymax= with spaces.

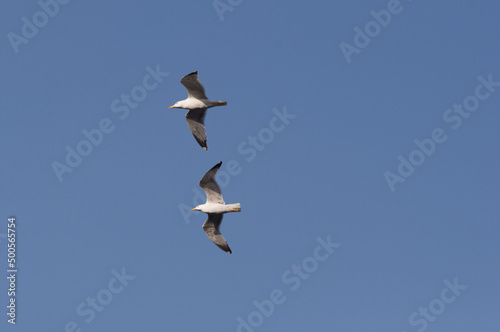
xmin=199 ymin=161 xmax=224 ymax=204
xmin=202 ymin=214 xmax=231 ymax=254
xmin=180 ymin=71 xmax=208 ymax=100
xmin=185 ymin=109 xmax=208 ymax=151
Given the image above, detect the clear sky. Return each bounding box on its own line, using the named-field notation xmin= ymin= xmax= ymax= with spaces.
xmin=1 ymin=1 xmax=499 ymax=331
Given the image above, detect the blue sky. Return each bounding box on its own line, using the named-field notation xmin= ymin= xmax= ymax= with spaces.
xmin=1 ymin=1 xmax=499 ymax=331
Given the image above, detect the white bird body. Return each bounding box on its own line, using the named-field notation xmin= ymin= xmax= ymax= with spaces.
xmin=171 ymin=97 xmax=225 ymax=110
xmin=191 ymin=161 xmax=241 ymax=254
xmin=194 ymin=202 xmax=241 ymax=214
xmin=170 ymin=71 xmax=227 ymax=151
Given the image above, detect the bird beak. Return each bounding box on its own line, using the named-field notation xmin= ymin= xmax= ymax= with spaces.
xmin=169 ymin=105 xmax=175 ymax=109
xmin=191 ymin=208 xmax=196 ymax=211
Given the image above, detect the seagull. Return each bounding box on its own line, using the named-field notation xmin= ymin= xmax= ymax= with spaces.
xmin=191 ymin=161 xmax=241 ymax=254
xmin=170 ymin=71 xmax=227 ymax=151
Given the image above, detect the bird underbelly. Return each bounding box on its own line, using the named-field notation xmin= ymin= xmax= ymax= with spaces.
xmin=203 ymin=204 xmax=234 ymax=214
xmin=186 ymin=98 xmax=208 ymax=109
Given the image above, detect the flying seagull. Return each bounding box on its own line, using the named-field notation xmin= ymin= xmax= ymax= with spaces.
xmin=170 ymin=71 xmax=227 ymax=151
xmin=191 ymin=161 xmax=241 ymax=254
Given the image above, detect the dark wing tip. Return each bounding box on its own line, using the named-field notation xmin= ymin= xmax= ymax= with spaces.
xmin=224 ymin=244 xmax=232 ymax=254
xmin=217 ymin=244 xmax=232 ymax=254
xmin=180 ymin=71 xmax=198 ymax=82
xmin=209 ymin=161 xmax=222 ymax=171
xmin=199 ymin=161 xmax=223 ymax=186
xmin=198 ymin=139 xmax=207 ymax=150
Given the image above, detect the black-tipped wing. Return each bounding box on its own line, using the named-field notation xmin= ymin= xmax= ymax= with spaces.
xmin=199 ymin=161 xmax=224 ymax=204
xmin=185 ymin=109 xmax=208 ymax=151
xmin=202 ymin=214 xmax=231 ymax=254
xmin=180 ymin=71 xmax=208 ymax=100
